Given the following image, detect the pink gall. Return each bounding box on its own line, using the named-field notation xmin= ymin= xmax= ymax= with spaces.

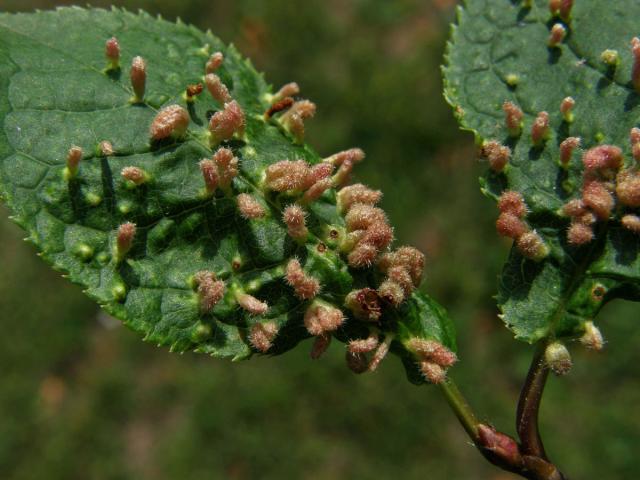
xmin=580 ymin=321 xmax=604 ymax=351
xmin=378 ymin=279 xmax=406 ymax=306
xmin=560 ymin=96 xmax=575 ymax=122
xmin=344 ymin=204 xmax=387 ymax=231
xmin=213 ymin=147 xmax=239 ymax=190
xmin=236 ymin=292 xmax=269 ymax=316
xmin=105 ymin=37 xmax=120 ymax=69
xmin=548 ymin=24 xmax=566 ymax=48
xmin=583 ymin=179 xmax=614 ymax=219
xmin=325 ymin=148 xmax=366 ymax=167
xmin=367 ymin=335 xmax=393 ymax=372
xmin=338 ymin=184 xmax=382 ymax=212
xmin=150 ymin=105 xmax=190 ymax=141
xmin=199 ymin=159 xmax=219 ymax=194
xmin=503 ymin=101 xmax=523 ymax=137
xmin=348 ymin=333 xmax=379 ymax=354
xmin=248 ymin=322 xmax=279 ymax=353
xmin=621 ymin=214 xmax=640 ymax=234
xmin=560 ymin=137 xmax=581 ymax=166
xmin=516 ymin=231 xmax=550 ymax=261
xmin=387 ymin=265 xmax=414 ymax=295
xmin=285 ymin=259 xmax=321 ymax=300
xmin=130 ymin=56 xmax=146 ymax=102
xmin=567 ymin=221 xmax=594 ymax=246
xmin=99 ymin=141 xmax=114 ymax=156
xmin=272 ymin=82 xmax=300 ymax=102
xmin=482 ymin=141 xmax=511 ymax=172
xmin=209 ymin=100 xmax=245 ymax=144
xmin=361 ymin=221 xmax=394 ymax=250
xmin=347 ymin=242 xmax=379 ymax=268
xmin=531 ymin=111 xmax=550 ymax=146
xmin=582 ymin=145 xmax=623 ymax=171
xmin=205 ymin=73 xmax=232 ymax=104
xmin=497 ymin=191 xmax=527 ymax=218
xmin=302 ymin=178 xmax=333 ymax=203
xmin=280 ymin=100 xmax=316 ymax=143
xmin=616 ymin=170 xmax=640 ymax=207
xmin=632 ymin=37 xmax=640 ymax=92
xmin=193 ymin=271 xmax=225 ymax=313
xmin=496 ymin=213 xmax=527 ymax=239
xmin=236 ymin=194 xmax=265 ymax=219
xmin=205 ymin=52 xmax=224 ymax=74
xmin=65 ymin=145 xmax=82 ymax=179
xmin=116 ymin=222 xmax=136 ymax=262
xmin=282 ymin=204 xmax=309 ymax=241
xmin=562 ymin=198 xmax=586 ymax=217
xmin=304 ymin=303 xmax=344 ymax=336
xmin=121 ymin=166 xmax=149 ymax=186
xmin=378 ymin=246 xmax=425 ymax=286
xmin=264 ymin=160 xmax=310 ymax=191
xmin=419 ymin=361 xmax=446 ymax=384
xmin=559 ymin=0 xmax=574 ymax=20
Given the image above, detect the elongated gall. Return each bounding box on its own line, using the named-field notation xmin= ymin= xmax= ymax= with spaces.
xmin=209 ymin=100 xmax=245 ymax=144
xmin=236 ymin=292 xmax=269 ymax=315
xmin=632 ymin=37 xmax=640 ymax=92
xmin=237 ymin=193 xmax=265 ymax=219
xmin=282 ymin=204 xmax=308 ymax=241
xmin=105 ymin=36 xmax=120 ymax=69
xmin=560 ymin=137 xmax=580 ymax=166
xmin=65 ymin=146 xmax=82 ymax=179
xmin=150 ymin=105 xmax=190 ymax=140
xmin=205 ymin=73 xmax=232 ymax=103
xmin=249 ymin=322 xmax=279 ymax=353
xmin=548 ymin=24 xmax=566 ymax=48
xmin=285 ymin=259 xmax=320 ymax=300
xmin=116 ymin=222 xmax=136 ymax=261
xmin=560 ymin=96 xmax=575 ymax=122
xmin=130 ymin=56 xmax=146 ymax=102
xmin=531 ymin=111 xmax=550 ymax=145
xmin=516 ymin=231 xmax=549 ymax=261
xmin=205 ymin=52 xmax=224 ymax=74
xmin=503 ymin=101 xmax=523 ymax=137
xmin=194 ymin=271 xmax=225 ymax=312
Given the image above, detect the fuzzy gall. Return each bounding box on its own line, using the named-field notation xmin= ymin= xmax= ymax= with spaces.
xmin=503 ymin=101 xmax=523 ymax=137
xmin=194 ymin=271 xmax=225 ymax=313
xmin=285 ymin=259 xmax=321 ymax=300
xmin=209 ymin=100 xmax=245 ymax=144
xmin=560 ymin=137 xmax=581 ymax=166
xmin=237 ymin=193 xmax=265 ymax=219
xmin=105 ymin=36 xmax=120 ymax=70
xmin=150 ymin=105 xmax=190 ymax=141
xmin=249 ymin=322 xmax=279 ymax=353
xmin=205 ymin=52 xmax=224 ymax=74
xmin=130 ymin=56 xmax=146 ymax=102
xmin=282 ymin=204 xmax=309 ymax=241
xmin=531 ymin=111 xmax=550 ymax=146
xmin=205 ymin=73 xmax=232 ymax=103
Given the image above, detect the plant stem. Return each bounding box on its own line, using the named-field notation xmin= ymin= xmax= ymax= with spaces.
xmin=516 ymin=342 xmax=550 ymax=459
xmin=440 ymin=377 xmax=480 ymax=441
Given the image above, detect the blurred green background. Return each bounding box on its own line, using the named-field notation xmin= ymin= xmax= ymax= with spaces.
xmin=1 ymin=1 xmax=638 ymax=479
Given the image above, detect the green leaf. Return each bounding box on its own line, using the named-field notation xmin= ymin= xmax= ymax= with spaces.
xmin=444 ymin=0 xmax=640 ymax=343
xmin=0 ymin=7 xmax=455 ymax=383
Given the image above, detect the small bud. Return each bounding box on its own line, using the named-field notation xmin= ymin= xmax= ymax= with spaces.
xmin=205 ymin=73 xmax=232 ymax=103
xmin=348 ymin=242 xmax=379 ymax=268
xmin=621 ymin=214 xmax=640 ymax=234
xmin=632 ymin=37 xmax=640 ymax=92
xmin=205 ymin=52 xmax=224 ymax=74
xmin=583 ymin=179 xmax=614 ymax=219
xmin=249 ymin=322 xmax=279 ymax=353
xmin=497 ymin=191 xmax=527 ymax=218
xmin=130 ymin=56 xmax=146 ymax=102
xmin=482 ymin=140 xmax=511 ymax=172
xmin=600 ymin=49 xmax=620 ymax=68
xmin=99 ymin=141 xmax=114 ymax=156
xmin=516 ymin=231 xmax=549 ymax=261
xmin=302 ymin=178 xmax=333 ymax=203
xmin=265 ymin=160 xmax=310 ymax=191
xmin=580 ymin=321 xmax=604 ymax=350
xmin=272 ymin=82 xmax=300 ymax=102
xmin=378 ymin=279 xmax=405 ymax=306
xmin=199 ymin=159 xmax=219 ymax=194
xmin=378 ymin=246 xmax=425 ymax=286
xmin=616 ymin=170 xmax=640 ymax=207
xmin=237 ymin=193 xmax=265 ymax=219
xmin=419 ymin=361 xmax=446 ymax=384
xmin=348 ymin=333 xmax=379 ymax=354
xmin=344 ymin=288 xmax=382 ymax=321
xmin=304 ymin=303 xmax=344 ymax=336
xmin=185 ymin=83 xmax=204 ymax=102
xmin=121 ymin=166 xmax=149 ymax=186
xmin=310 ymin=333 xmax=332 ymax=360
xmin=283 ymin=204 xmax=309 ymax=241
xmin=325 ymin=148 xmax=366 ymax=167
xmin=285 ymin=258 xmax=321 ymax=300
xmin=503 ymin=101 xmax=523 ymax=137
xmin=560 ymin=96 xmax=575 ymax=123
xmin=105 ymin=37 xmax=120 ymax=70
xmin=477 ymin=424 xmax=523 ymax=470
xmin=548 ymin=23 xmax=566 ymax=48
xmin=116 ymin=222 xmax=136 ymax=261
xmin=367 ymin=335 xmax=393 ymax=372
xmin=496 ymin=213 xmax=527 ymax=239
xmin=567 ymin=221 xmax=594 ymax=245
xmin=345 ymin=204 xmax=387 ymax=231
xmin=213 ymin=147 xmax=239 ymax=190
xmin=544 ymin=341 xmax=572 ymax=375
xmin=338 ymin=184 xmax=382 ymax=212
xmin=209 ymin=100 xmax=245 ymax=144
xmin=236 ymin=292 xmax=269 ymax=315
xmin=193 ymin=271 xmax=225 ymax=313
xmin=531 ymin=111 xmax=550 ymax=146
xmin=150 ymin=105 xmax=190 ymax=141
xmin=65 ymin=145 xmax=82 ymax=179
xmin=582 ymin=145 xmax=623 ymax=171
xmin=559 ymin=137 xmax=581 ymax=166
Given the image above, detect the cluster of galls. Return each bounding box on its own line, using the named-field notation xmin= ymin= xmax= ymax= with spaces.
xmin=68 ymin=35 xmax=456 ymax=383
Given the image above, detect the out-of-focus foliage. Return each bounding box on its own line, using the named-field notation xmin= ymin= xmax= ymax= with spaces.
xmin=0 ymin=1 xmax=638 ymax=479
